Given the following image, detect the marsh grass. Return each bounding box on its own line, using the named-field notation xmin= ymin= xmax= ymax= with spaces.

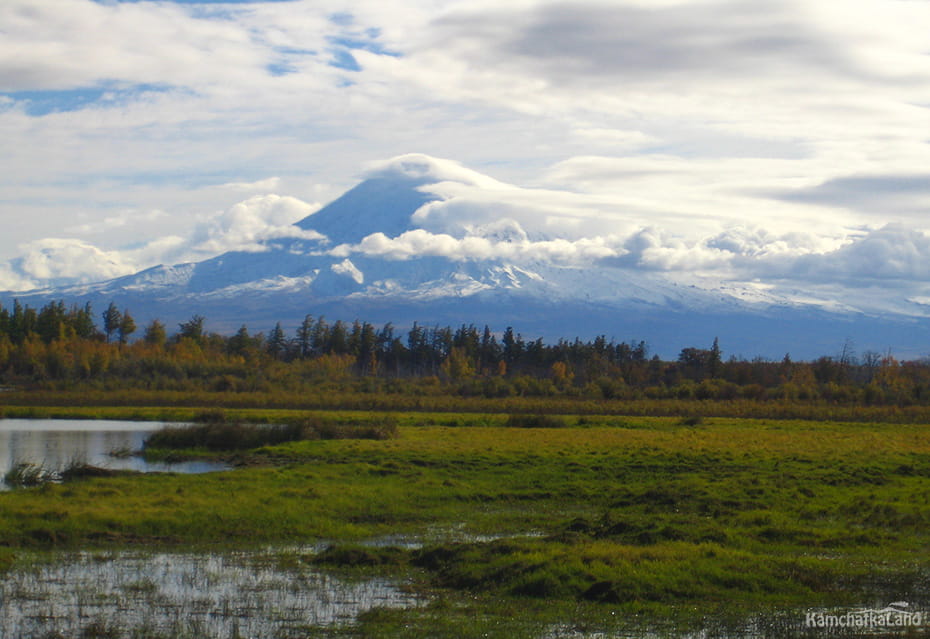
xmin=4 ymin=460 xmax=130 ymax=489
xmin=4 ymin=462 xmax=58 ymax=487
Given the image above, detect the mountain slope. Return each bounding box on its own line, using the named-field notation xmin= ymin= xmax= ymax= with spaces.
xmin=295 ymin=174 xmax=438 ymax=244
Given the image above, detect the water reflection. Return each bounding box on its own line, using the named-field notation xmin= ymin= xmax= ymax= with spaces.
xmin=0 ymin=419 xmax=229 ymax=487
xmin=0 ymin=551 xmax=424 ymax=638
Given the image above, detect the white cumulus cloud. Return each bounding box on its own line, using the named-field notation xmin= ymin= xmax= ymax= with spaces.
xmin=13 ymin=238 xmax=136 ymax=287
xmin=190 ymin=194 xmax=323 ymax=255
xmin=332 ymin=227 xmax=622 ymax=265
xmin=782 ymin=225 xmax=930 ymax=283
xmin=0 ymin=193 xmax=324 ymax=290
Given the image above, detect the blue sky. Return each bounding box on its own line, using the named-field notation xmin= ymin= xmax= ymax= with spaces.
xmin=0 ymin=0 xmax=929 ymax=316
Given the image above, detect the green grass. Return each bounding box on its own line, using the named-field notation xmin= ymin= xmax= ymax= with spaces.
xmin=2 ymin=416 xmax=930 ymax=632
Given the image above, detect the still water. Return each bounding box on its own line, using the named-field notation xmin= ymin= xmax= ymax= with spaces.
xmin=0 ymin=550 xmax=425 ymax=638
xmin=0 ymin=418 xmax=228 ymax=486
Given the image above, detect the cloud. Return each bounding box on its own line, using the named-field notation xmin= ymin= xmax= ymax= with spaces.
xmin=0 ymin=193 xmax=324 ymax=290
xmin=708 ymin=226 xmax=840 ymax=259
xmin=189 ymin=194 xmax=323 ymax=254
xmin=220 ymin=177 xmax=283 ymax=193
xmin=606 ymin=228 xmax=731 ymax=272
xmin=385 ymin=0 xmax=922 ymax=130
xmin=571 ymin=128 xmax=658 ymax=151
xmin=480 ymin=1 xmax=860 ymax=84
xmin=0 ymin=263 xmax=40 ymax=292
xmin=66 ymin=209 xmax=169 ymax=235
xmin=0 ymin=0 xmax=279 ymax=92
xmin=779 ymin=224 xmax=930 ymax=284
xmin=773 ymin=173 xmax=930 ymax=217
xmin=11 ymin=238 xmax=136 ymax=288
xmin=611 ymin=224 xmax=930 ymax=284
xmin=364 ymin=153 xmax=507 ymax=189
xmin=331 ymin=227 xmax=622 ymax=265
xmin=610 ymin=223 xmax=930 ymax=286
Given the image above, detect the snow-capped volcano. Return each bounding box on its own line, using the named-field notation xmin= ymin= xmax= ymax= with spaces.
xmin=4 ymin=153 xmax=930 ymax=359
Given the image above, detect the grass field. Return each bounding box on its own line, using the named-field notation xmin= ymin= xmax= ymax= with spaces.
xmin=1 ymin=414 xmax=929 ymax=636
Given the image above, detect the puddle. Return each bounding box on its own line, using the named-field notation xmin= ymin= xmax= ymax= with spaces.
xmin=0 ymin=550 xmax=425 ymax=638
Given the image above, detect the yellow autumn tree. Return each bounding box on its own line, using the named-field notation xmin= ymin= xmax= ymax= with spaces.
xmin=441 ymin=347 xmax=475 ymax=381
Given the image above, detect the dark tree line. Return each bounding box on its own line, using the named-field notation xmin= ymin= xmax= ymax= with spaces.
xmin=0 ymin=299 xmax=928 ymax=404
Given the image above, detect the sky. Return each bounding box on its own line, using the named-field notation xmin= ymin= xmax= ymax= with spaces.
xmin=1 ymin=0 xmax=929 ymax=311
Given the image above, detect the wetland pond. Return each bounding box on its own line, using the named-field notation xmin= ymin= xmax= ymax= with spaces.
xmin=0 ymin=418 xmax=229 ymax=487
xmin=0 ymin=419 xmax=426 ymax=637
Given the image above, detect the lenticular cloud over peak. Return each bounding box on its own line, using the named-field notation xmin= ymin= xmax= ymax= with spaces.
xmin=363 ymin=153 xmax=503 ymax=189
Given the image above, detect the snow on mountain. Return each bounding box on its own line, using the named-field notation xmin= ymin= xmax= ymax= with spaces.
xmin=468 ymin=219 xmax=530 ymax=244
xmin=3 ymin=153 xmax=930 ymax=359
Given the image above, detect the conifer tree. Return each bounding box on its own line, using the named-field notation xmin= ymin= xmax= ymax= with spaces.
xmin=296 ymin=315 xmax=314 ymax=358
xmin=267 ymin=322 xmax=287 ymax=359
xmin=118 ymin=309 xmax=136 ymax=345
xmin=102 ymin=303 xmax=122 ymax=344
xmin=143 ymin=319 xmax=167 ymax=346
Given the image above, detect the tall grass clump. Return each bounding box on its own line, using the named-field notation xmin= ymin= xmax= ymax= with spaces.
xmin=145 ymin=422 xmax=310 ymax=451
xmin=3 ymin=462 xmax=58 ymax=487
xmin=504 ymin=414 xmax=567 ymax=428
xmin=145 ymin=416 xmax=399 ymax=451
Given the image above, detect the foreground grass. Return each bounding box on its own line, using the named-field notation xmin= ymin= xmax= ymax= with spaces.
xmin=2 ymin=417 xmax=930 ymax=634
